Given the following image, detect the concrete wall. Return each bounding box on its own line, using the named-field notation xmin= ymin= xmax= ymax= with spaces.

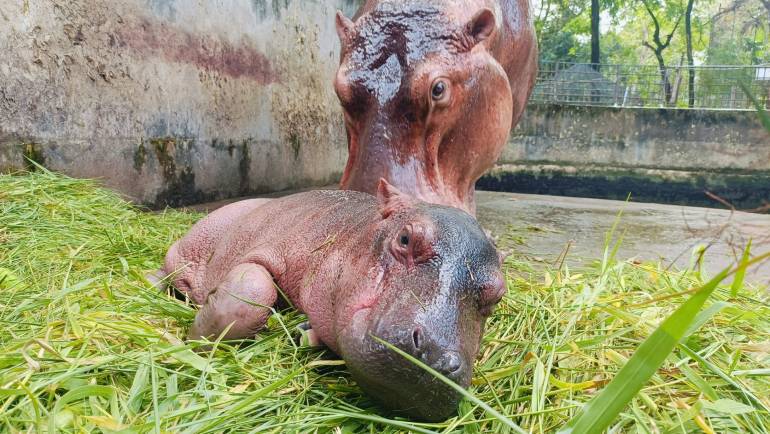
xmin=501 ymin=105 xmax=770 ymax=172
xmin=0 ymin=0 xmax=362 ymax=207
xmin=3 ymin=2 xmax=767 ymax=209
xmin=479 ymin=105 xmax=770 ymax=208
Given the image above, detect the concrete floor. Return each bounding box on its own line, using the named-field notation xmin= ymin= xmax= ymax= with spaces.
xmin=188 ymin=190 xmax=770 ymax=286
xmin=476 ymin=191 xmax=770 ymax=285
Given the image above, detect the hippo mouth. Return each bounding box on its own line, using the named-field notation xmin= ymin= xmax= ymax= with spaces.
xmin=348 ymin=349 xmax=464 ymax=421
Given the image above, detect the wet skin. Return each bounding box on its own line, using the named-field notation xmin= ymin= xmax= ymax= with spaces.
xmin=335 ymin=0 xmax=538 ymax=214
xmin=159 ymin=180 xmax=507 ymax=421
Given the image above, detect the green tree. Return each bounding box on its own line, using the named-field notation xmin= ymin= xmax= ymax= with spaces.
xmin=534 ymin=0 xmax=764 ymax=78
xmin=761 ymin=0 xmax=770 ymax=21
xmin=685 ymin=0 xmax=696 ymax=107
xmin=591 ymin=0 xmax=601 ymax=68
xmin=535 ymin=0 xmax=591 ymax=63
xmin=640 ymin=0 xmax=684 ymax=103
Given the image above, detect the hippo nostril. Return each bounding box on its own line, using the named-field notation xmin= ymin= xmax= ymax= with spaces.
xmin=411 ymin=327 xmax=422 ymax=351
xmin=443 ymin=352 xmax=462 ymax=375
xmin=433 ymin=351 xmax=463 ymax=377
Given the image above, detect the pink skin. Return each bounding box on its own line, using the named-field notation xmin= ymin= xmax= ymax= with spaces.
xmin=335 ymin=0 xmax=538 ymax=214
xmin=159 ymin=180 xmax=506 ymax=421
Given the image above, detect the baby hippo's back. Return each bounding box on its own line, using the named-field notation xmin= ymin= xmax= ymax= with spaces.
xmin=163 ymin=190 xmax=378 ymax=304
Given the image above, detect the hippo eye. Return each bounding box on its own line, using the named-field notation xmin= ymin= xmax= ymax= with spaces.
xmin=431 ymin=80 xmax=447 ymax=101
xmin=391 ymin=224 xmax=435 ymax=266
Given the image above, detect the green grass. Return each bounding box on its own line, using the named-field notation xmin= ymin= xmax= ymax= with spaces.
xmin=739 ymin=80 xmax=770 ymax=133
xmin=1 ymin=170 xmax=769 ymax=433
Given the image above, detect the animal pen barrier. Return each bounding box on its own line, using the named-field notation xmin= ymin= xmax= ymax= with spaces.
xmin=530 ymin=62 xmax=770 ymax=110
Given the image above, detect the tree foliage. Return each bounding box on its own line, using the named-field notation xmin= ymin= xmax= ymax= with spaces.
xmin=534 ymin=0 xmax=770 ymax=67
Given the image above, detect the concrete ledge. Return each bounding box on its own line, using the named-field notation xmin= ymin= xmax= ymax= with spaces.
xmin=506 ymin=104 xmax=770 ymax=172
xmin=478 ymin=163 xmax=770 ymax=210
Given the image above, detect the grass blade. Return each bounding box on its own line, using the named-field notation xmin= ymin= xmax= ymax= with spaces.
xmin=730 ymin=239 xmax=751 ymax=298
xmin=49 ymin=385 xmax=115 ymax=433
xmin=313 ymin=409 xmax=441 ymax=434
xmin=558 ymin=251 xmax=770 ymax=434
xmin=679 ymin=345 xmax=770 ymax=413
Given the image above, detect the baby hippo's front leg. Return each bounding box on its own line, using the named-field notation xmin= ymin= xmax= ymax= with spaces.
xmin=188 ymin=263 xmax=277 ymax=341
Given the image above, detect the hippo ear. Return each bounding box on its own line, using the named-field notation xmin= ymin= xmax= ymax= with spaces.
xmin=465 ymin=8 xmax=497 ymax=45
xmin=335 ymin=11 xmax=355 ymax=48
xmin=376 ymin=179 xmax=414 ymax=218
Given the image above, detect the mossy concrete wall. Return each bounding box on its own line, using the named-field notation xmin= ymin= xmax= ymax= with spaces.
xmin=0 ymin=0 xmax=362 ymax=207
xmin=479 ymin=105 xmax=770 ymax=209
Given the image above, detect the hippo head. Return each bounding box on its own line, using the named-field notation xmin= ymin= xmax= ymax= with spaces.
xmin=334 ymin=2 xmax=516 ymax=214
xmin=336 ymin=179 xmax=506 ymax=421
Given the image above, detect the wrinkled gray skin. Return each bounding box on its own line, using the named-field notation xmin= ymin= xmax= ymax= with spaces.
xmin=158 ymin=180 xmax=506 ymax=421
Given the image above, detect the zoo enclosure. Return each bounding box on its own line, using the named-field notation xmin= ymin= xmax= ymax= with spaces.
xmin=530 ymin=62 xmax=770 ymax=110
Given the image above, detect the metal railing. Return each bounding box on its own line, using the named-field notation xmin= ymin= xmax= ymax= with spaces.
xmin=529 ymin=62 xmax=770 ymax=110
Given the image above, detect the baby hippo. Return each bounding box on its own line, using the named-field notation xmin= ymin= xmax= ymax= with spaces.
xmin=159 ymin=180 xmax=507 ymax=421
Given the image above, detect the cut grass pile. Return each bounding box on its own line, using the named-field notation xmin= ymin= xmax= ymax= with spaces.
xmin=0 ymin=170 xmax=769 ymax=433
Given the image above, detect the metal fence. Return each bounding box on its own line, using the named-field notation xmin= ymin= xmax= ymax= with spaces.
xmin=530 ymin=62 xmax=770 ymax=110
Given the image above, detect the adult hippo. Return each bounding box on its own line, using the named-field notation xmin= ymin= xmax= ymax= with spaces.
xmin=334 ymin=0 xmax=537 ymax=214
